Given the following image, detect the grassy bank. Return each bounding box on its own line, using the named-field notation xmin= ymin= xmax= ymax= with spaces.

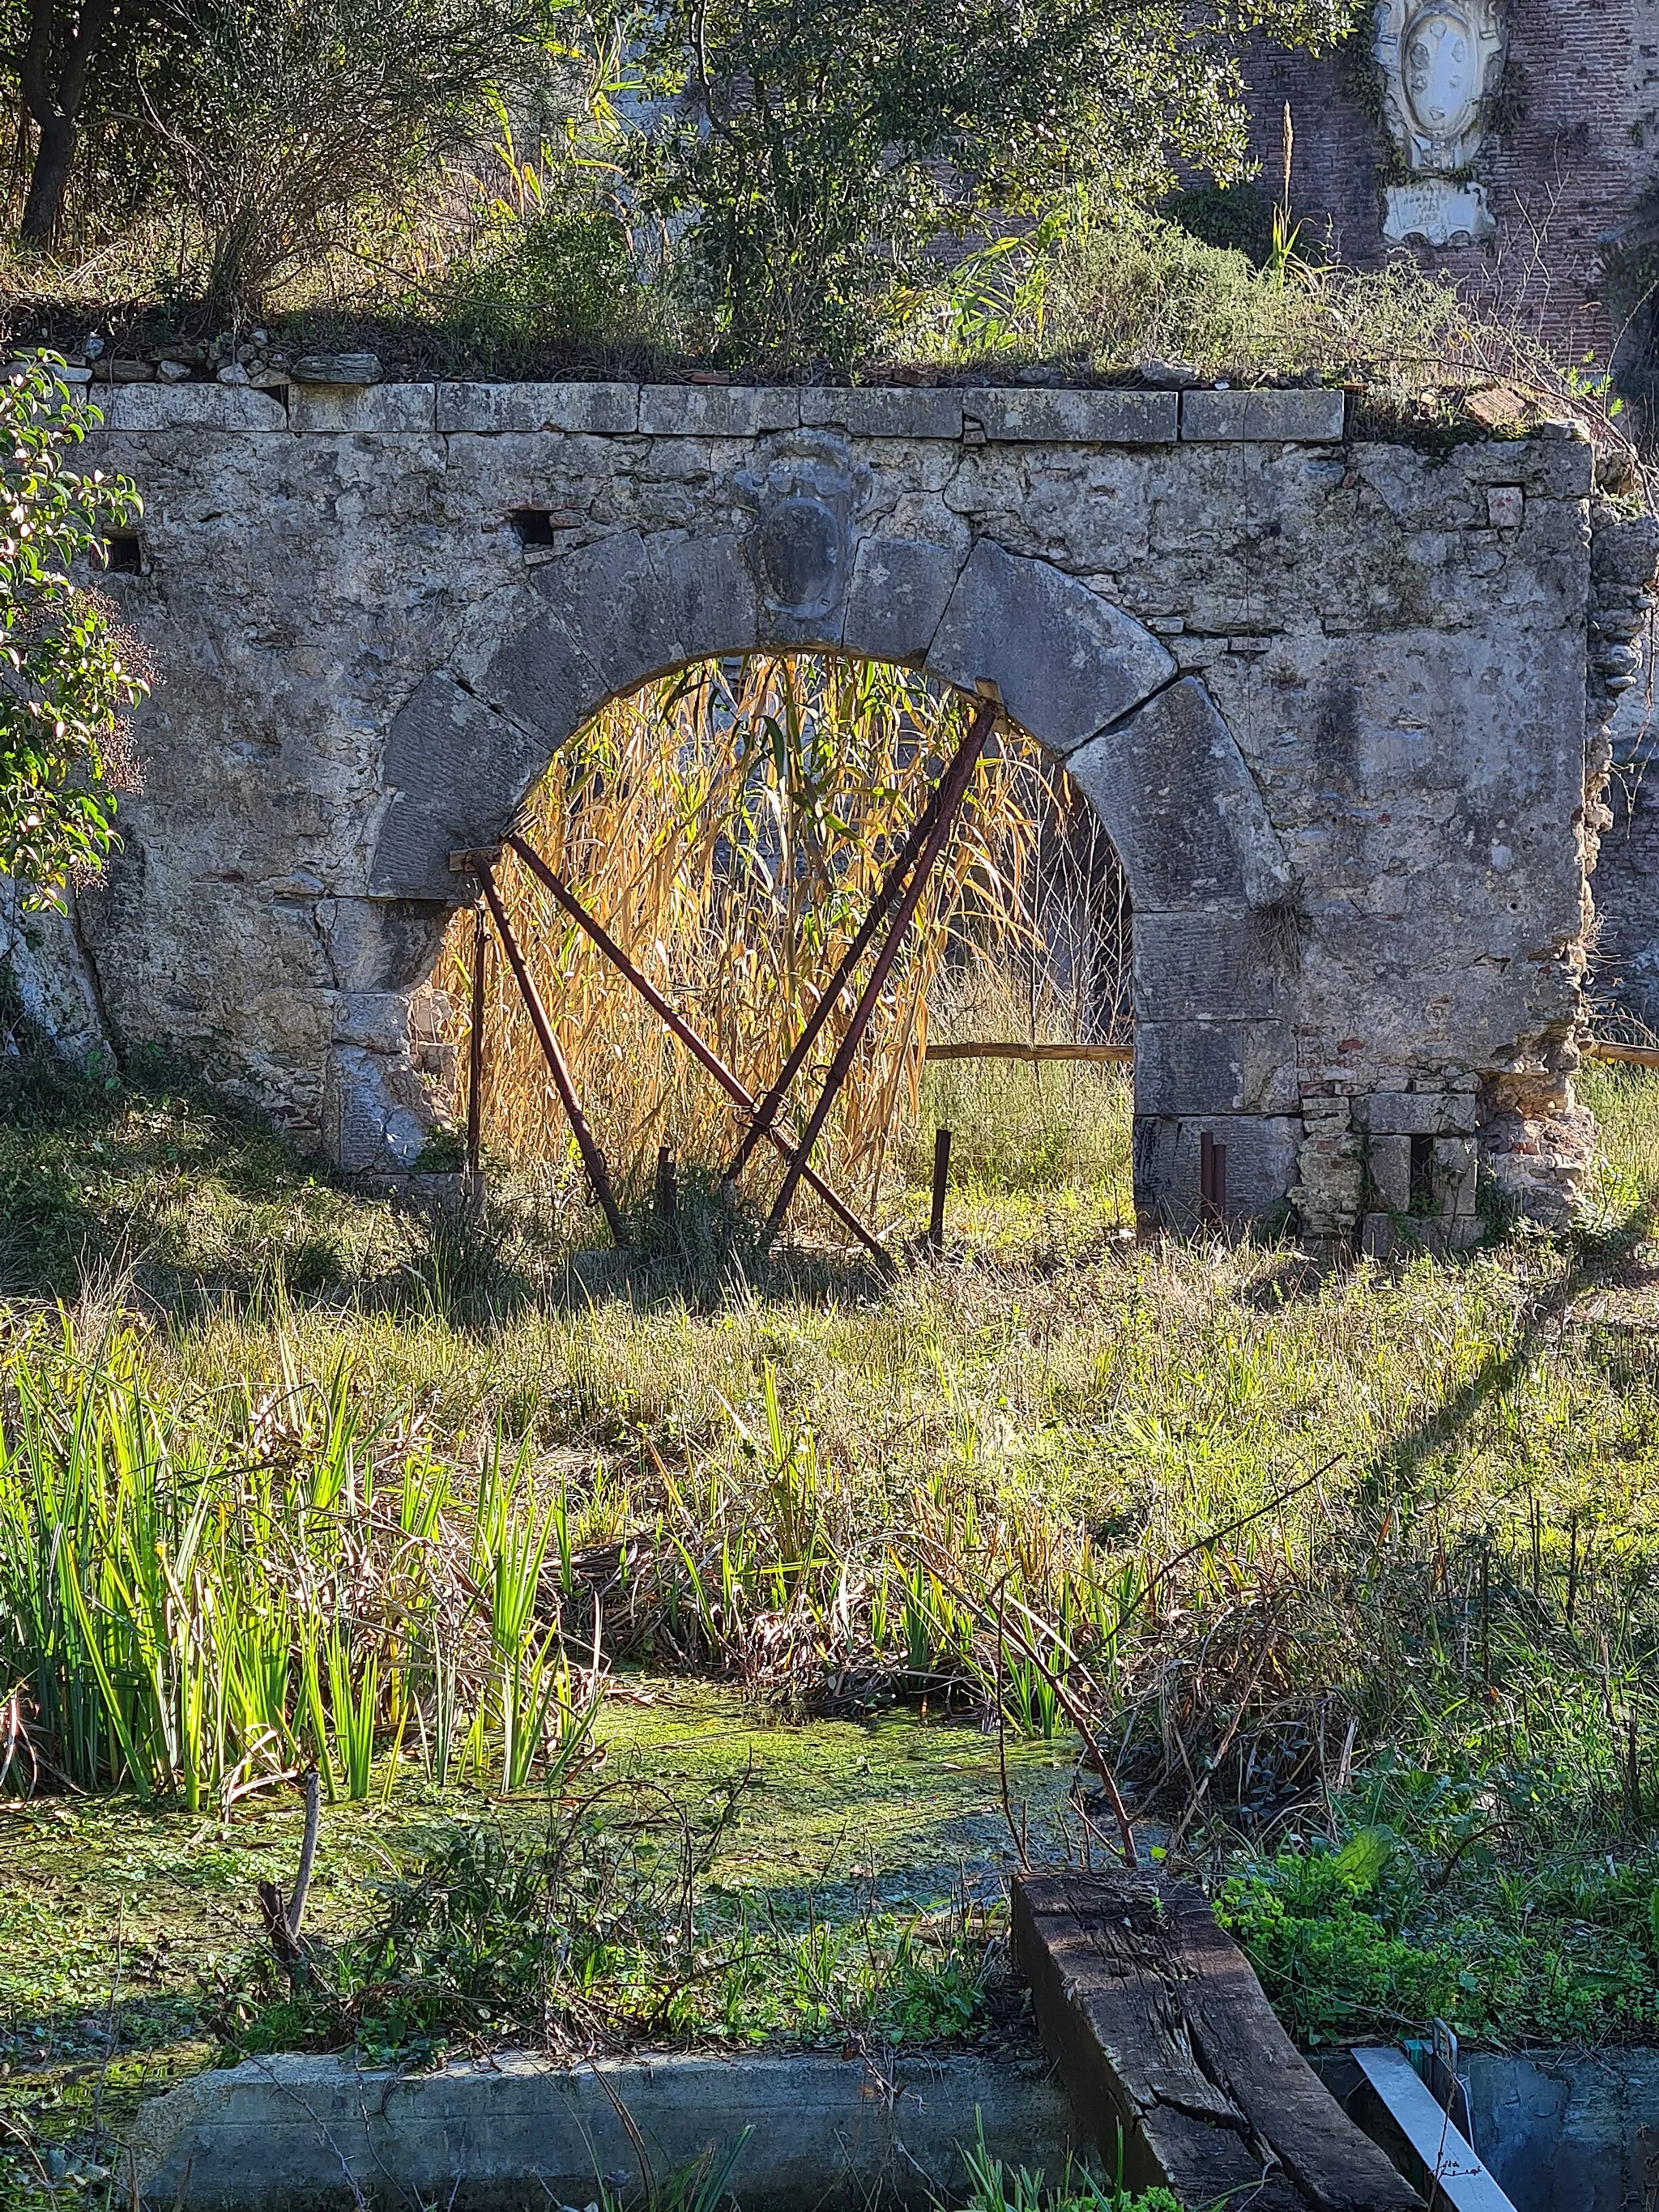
xmin=3 ymin=1055 xmax=1659 ymax=2205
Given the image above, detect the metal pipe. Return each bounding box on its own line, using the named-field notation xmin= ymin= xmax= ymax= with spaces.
xmin=723 ymin=731 xmax=970 ymax=1184
xmin=476 ymin=859 xmax=629 ymax=1248
xmin=766 ymin=695 xmax=998 ymax=1241
xmin=501 ymin=836 xmax=889 ymax=1265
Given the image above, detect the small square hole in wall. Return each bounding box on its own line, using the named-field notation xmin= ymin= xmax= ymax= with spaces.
xmin=510 ymin=508 xmax=565 ymax=546
xmin=100 ymin=531 xmax=143 ymax=573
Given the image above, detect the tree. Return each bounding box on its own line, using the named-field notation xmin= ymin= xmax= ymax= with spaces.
xmin=11 ymin=0 xmax=154 ymax=247
xmin=0 ymin=359 xmax=149 ymax=908
xmin=622 ymin=0 xmax=1358 ymax=361
xmin=141 ymin=0 xmax=559 ymax=316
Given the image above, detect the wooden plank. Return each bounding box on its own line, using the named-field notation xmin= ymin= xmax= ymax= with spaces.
xmin=1012 ymin=1872 xmax=1422 ymax=2212
xmin=1584 ymin=1041 xmax=1659 ymax=1068
xmin=1348 ymin=2048 xmax=1517 ymax=2212
xmin=923 ymin=1042 xmax=1134 ymax=1063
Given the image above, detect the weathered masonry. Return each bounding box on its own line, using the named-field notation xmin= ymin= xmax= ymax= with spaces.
xmin=3 ymin=377 xmax=1647 ymax=1247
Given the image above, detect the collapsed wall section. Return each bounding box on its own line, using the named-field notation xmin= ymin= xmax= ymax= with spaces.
xmin=1 ymin=376 xmax=1625 ymax=1247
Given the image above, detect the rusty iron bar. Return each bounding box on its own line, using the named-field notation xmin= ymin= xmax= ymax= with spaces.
xmin=765 ymin=694 xmax=999 ymax=1242
xmin=473 ymin=858 xmax=629 ymax=1248
xmin=927 ymin=1127 xmax=952 ymax=1254
xmin=723 ymin=714 xmax=983 ymax=1187
xmin=465 ymin=901 xmax=488 ymax=1183
xmin=1199 ymin=1130 xmax=1228 ymax=1229
xmin=501 ymin=833 xmax=890 ymax=1265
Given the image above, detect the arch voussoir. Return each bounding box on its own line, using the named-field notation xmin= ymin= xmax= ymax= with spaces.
xmin=369 ymin=674 xmax=546 ymax=903
xmin=923 ymin=540 xmax=1175 ymax=750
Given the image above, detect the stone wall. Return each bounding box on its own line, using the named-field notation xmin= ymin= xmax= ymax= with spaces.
xmin=2 ymin=377 xmax=1628 ymax=1247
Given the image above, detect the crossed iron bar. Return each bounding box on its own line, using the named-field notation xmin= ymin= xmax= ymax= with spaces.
xmin=450 ymin=693 xmax=1000 ymax=1258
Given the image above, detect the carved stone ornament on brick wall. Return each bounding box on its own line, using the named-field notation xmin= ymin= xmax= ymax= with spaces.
xmin=1374 ymin=0 xmax=1507 ymax=245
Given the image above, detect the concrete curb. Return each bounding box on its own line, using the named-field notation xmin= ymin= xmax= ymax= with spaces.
xmin=128 ymin=2048 xmax=1077 ymax=2212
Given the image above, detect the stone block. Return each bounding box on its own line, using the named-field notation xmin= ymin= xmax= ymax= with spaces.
xmin=926 ymin=540 xmax=1174 ymax=752
xmin=638 ymin=385 xmax=800 ymax=437
xmin=961 ymin=388 xmax=1178 ymax=444
xmin=486 ymin=534 xmax=668 ymax=737
xmin=1134 ymin=1020 xmax=1297 ymax=1117
xmin=800 ymin=386 xmax=963 ymax=439
xmin=1179 ymin=387 xmax=1346 ymax=442
xmin=651 ymin=530 xmax=763 ymax=660
xmin=842 ymin=535 xmax=966 ymax=665
xmin=1365 ymin=1132 xmax=1413 ymax=1213
xmin=369 ymin=674 xmax=548 ymax=902
xmin=1486 ymin=484 xmax=1524 ymax=530
xmin=292 ymin=352 xmax=381 ymax=385
xmin=334 ymin=991 xmax=417 ymax=1052
xmin=1065 ymin=679 xmax=1289 ymax=911
xmin=1132 ymin=910 xmax=1284 ymax=1021
xmin=436 ymin=381 xmax=639 ymax=433
xmin=101 ymin=382 xmax=287 ymax=431
xmin=1354 ymin=1089 xmax=1452 ymax=1136
xmin=289 ymin=383 xmax=437 ymax=433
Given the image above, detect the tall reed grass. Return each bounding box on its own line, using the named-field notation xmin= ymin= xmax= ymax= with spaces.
xmin=444 ymin=656 xmax=1124 ymax=1226
xmin=0 ymin=1321 xmax=598 ymax=1806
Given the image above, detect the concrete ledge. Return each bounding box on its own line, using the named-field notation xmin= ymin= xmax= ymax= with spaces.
xmin=289 ymin=383 xmax=436 ymax=433
xmin=1180 ymin=387 xmax=1347 ymax=441
xmin=436 ymin=381 xmax=642 ymax=434
xmin=801 ymin=386 xmax=965 ymax=439
xmin=638 ymin=385 xmax=801 ymax=437
xmin=101 ymin=383 xmax=288 ymax=432
xmin=962 ymin=389 xmax=1179 ymax=444
xmin=129 ymin=2048 xmax=1075 ymax=2212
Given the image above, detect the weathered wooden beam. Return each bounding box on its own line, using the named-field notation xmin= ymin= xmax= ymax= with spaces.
xmin=923 ymin=1042 xmax=1134 ymax=1063
xmin=1011 ymin=1871 xmax=1423 ymax=2212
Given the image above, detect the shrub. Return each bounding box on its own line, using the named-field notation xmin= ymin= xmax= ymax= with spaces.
xmin=0 ymin=357 xmax=147 ymax=907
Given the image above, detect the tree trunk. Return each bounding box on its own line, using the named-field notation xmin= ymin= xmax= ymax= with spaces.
xmin=19 ymin=109 xmax=75 ymax=249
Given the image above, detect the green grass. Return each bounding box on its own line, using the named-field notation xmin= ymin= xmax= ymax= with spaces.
xmin=5 ymin=1048 xmax=1659 ymax=2210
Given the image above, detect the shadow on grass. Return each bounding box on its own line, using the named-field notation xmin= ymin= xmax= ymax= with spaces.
xmin=0 ymin=1049 xmax=892 ymax=1326
xmin=1349 ymin=1187 xmax=1659 ymax=1516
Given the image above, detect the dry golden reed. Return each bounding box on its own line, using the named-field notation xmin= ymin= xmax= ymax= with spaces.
xmin=443 ymin=654 xmax=1076 ymax=1230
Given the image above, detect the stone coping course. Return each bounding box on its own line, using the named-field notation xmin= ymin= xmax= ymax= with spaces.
xmin=97 ymin=377 xmax=1348 ymax=442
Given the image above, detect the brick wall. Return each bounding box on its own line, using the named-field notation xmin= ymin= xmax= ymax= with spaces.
xmin=1239 ymin=1 xmax=1659 ymax=365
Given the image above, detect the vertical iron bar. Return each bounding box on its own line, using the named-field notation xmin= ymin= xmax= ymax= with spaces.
xmin=655 ymin=1146 xmax=677 ymax=1222
xmin=766 ymin=695 xmax=998 ymax=1242
xmin=501 ymin=835 xmax=889 ymax=1264
xmin=928 ymin=1127 xmax=952 ymax=1254
xmin=466 ymin=901 xmax=487 ymax=1184
xmin=723 ymin=708 xmax=987 ymax=1186
xmin=1199 ymin=1131 xmax=1228 ymax=1230
xmin=476 ymin=860 xmax=629 ymax=1248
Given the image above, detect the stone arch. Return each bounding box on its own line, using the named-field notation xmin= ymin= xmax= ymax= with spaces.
xmin=363 ymin=518 xmax=1297 ymax=1225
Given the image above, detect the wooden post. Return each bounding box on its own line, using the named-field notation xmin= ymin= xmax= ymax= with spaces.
xmin=927 ymin=1127 xmax=951 ymax=1253
xmin=655 ymin=1145 xmax=677 ymax=1222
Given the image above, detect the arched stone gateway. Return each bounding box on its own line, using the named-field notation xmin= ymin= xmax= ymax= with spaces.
xmin=3 ymin=376 xmax=1648 ymax=1249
